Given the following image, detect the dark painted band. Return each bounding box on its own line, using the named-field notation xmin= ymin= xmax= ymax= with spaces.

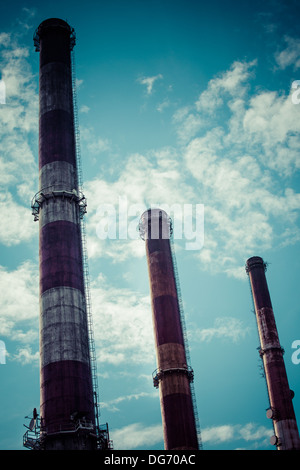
xmin=162 ymin=392 xmax=198 ymax=450
xmin=152 ymin=295 xmax=184 ymax=346
xmin=147 ymin=238 xmax=173 ymax=256
xmin=39 ymin=27 xmax=71 ymax=67
xmin=40 ymin=220 xmax=84 ymax=294
xmin=39 ymin=109 xmax=76 ymax=169
xmin=249 ymin=268 xmax=273 ymax=309
xmin=40 ymin=359 xmax=94 ymax=434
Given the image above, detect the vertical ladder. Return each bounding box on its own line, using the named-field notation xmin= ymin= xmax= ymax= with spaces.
xmin=71 ymin=49 xmax=101 ymax=434
xmin=170 ymin=236 xmax=203 ymax=450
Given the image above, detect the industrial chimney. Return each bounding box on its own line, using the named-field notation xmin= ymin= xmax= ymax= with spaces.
xmin=246 ymin=256 xmax=300 ymax=450
xmin=25 ymin=18 xmax=110 ymax=450
xmin=139 ymin=209 xmax=200 ymax=450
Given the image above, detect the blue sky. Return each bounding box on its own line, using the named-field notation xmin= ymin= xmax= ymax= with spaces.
xmin=0 ymin=0 xmax=300 ymax=450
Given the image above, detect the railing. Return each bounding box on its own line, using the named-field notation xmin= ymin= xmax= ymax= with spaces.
xmin=23 ymin=416 xmax=112 ymax=450
xmin=23 ymin=430 xmax=41 ymax=450
xmin=31 ymin=186 xmax=87 ymax=221
xmin=152 ymin=365 xmax=194 ymax=388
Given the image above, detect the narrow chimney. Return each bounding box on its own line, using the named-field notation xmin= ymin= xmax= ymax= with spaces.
xmin=140 ymin=209 xmax=200 ymax=450
xmin=246 ymin=256 xmax=300 ymax=450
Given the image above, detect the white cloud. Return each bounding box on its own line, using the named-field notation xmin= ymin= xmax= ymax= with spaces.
xmin=80 ymin=55 xmax=300 ymax=280
xmin=12 ymin=346 xmax=39 ymax=365
xmin=84 ymin=60 xmax=300 ymax=277
xmin=16 ymin=7 xmax=36 ymax=32
xmin=171 ymin=58 xmax=300 ymax=278
xmin=111 ymin=422 xmax=163 ymax=450
xmin=195 ymin=60 xmax=256 ymax=114
xmin=0 ymin=32 xmax=11 ymax=47
xmin=175 ymin=112 xmax=204 ymax=143
xmin=137 ymin=74 xmax=163 ymax=95
xmin=87 ymin=136 xmax=111 ymax=155
xmin=275 ymin=36 xmax=300 ymax=69
xmin=84 ymin=147 xmax=195 ymax=263
xmin=80 ymin=104 xmax=90 ymax=113
xmin=0 ymin=22 xmax=39 ymax=246
xmin=194 ymin=317 xmax=251 ymax=343
xmin=111 ymin=420 xmax=272 ymax=450
xmin=201 ymin=422 xmax=272 ymax=448
xmin=0 ymin=261 xmax=38 ymax=322
xmin=0 ymin=262 xmax=39 ymax=358
xmin=91 ymin=274 xmax=155 ymax=365
xmin=156 ymin=99 xmax=170 ymax=113
xmin=202 ymin=424 xmax=235 ymax=444
xmin=242 ymin=90 xmax=300 ymax=174
xmin=80 ymin=127 xmax=111 ymax=161
xmin=100 ymin=391 xmax=157 ymax=413
xmin=75 ymin=78 xmax=84 ymax=89
xmin=0 ymin=192 xmax=36 ymax=246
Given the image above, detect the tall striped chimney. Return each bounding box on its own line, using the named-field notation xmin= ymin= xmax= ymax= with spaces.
xmin=31 ymin=18 xmax=96 ymax=450
xmin=246 ymin=256 xmax=300 ymax=450
xmin=139 ymin=209 xmax=200 ymax=450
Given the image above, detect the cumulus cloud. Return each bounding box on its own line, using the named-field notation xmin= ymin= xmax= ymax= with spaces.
xmin=194 ymin=317 xmax=251 ymax=343
xmin=80 ymin=56 xmax=300 ymax=281
xmin=201 ymin=422 xmax=272 ymax=448
xmin=171 ymin=59 xmax=300 ymax=278
xmin=0 ymin=192 xmax=36 ymax=245
xmin=195 ymin=60 xmax=256 ymax=115
xmin=84 ymin=147 xmax=196 ymax=262
xmin=0 ymin=261 xmax=38 ymax=325
xmin=202 ymin=424 xmax=235 ymax=444
xmin=90 ymin=274 xmax=155 ymax=365
xmin=0 ymin=18 xmax=38 ymax=247
xmin=111 ymin=420 xmax=271 ymax=450
xmin=0 ymin=262 xmax=39 ymax=362
xmin=111 ymin=422 xmax=163 ymax=450
xmin=12 ymin=346 xmax=39 ymax=365
xmin=83 ymin=61 xmax=300 ymax=278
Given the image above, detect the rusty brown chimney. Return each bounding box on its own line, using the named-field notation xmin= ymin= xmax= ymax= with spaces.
xmin=246 ymin=256 xmax=300 ymax=450
xmin=139 ymin=208 xmax=201 ymax=450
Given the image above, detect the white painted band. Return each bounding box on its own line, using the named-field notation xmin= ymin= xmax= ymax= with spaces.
xmin=39 ymin=195 xmax=80 ymax=228
xmin=274 ymin=419 xmax=300 ymax=450
xmin=39 ymin=161 xmax=76 ymax=193
xmin=40 ymin=286 xmax=90 ymax=368
xmin=157 ymin=343 xmax=187 ymax=370
xmin=38 ymin=161 xmax=82 ymax=227
xmin=40 ymin=62 xmax=73 ymax=115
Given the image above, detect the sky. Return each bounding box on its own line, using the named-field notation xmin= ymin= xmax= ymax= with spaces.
xmin=0 ymin=0 xmax=300 ymax=451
